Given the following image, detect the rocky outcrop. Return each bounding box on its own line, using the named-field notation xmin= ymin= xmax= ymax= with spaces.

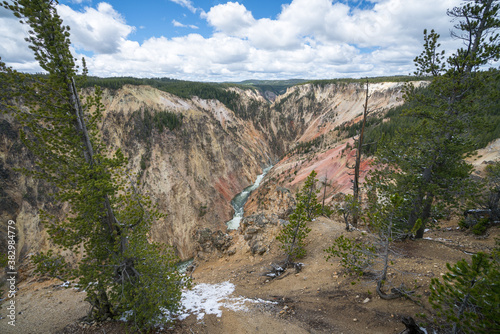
xmin=244 ymin=183 xmax=295 ymax=218
xmin=239 ymin=214 xmax=286 ymax=255
xmin=194 ymin=227 xmax=233 ymax=260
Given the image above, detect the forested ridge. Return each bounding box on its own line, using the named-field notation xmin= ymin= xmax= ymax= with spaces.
xmin=334 ymin=69 xmax=500 ymax=156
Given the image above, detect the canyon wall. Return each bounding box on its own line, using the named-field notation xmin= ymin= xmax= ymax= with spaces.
xmin=0 ymin=81 xmax=422 ymax=264
xmin=245 ymin=81 xmax=427 ymax=216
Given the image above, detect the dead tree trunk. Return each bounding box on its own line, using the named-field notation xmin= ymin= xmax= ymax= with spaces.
xmin=352 ymin=80 xmax=370 ymax=227
xmin=321 ymin=174 xmax=329 ymax=212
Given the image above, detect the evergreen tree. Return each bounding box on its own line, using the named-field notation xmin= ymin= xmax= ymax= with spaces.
xmin=484 ymin=162 xmax=500 ymax=221
xmin=277 ymin=170 xmax=321 ymax=265
xmin=429 ymin=252 xmax=500 ymax=333
xmin=325 ymin=194 xmax=409 ymax=299
xmin=335 ymin=193 xmax=360 ymax=231
xmin=0 ymin=0 xmax=188 ymax=330
xmin=369 ymin=0 xmax=500 ymax=238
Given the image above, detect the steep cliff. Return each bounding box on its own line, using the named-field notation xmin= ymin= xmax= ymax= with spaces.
xmin=1 ymin=85 xmax=275 ymax=261
xmin=245 ymin=81 xmax=427 ymax=216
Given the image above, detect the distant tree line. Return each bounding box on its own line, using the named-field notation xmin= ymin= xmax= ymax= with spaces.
xmin=82 ymin=76 xmax=250 ymax=116
xmin=305 ymin=75 xmax=430 ymax=88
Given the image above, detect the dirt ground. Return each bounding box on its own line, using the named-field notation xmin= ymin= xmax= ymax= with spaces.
xmin=1 ymin=215 xmax=497 ymax=334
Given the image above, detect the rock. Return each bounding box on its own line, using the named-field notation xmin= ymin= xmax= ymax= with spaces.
xmin=250 ymin=241 xmax=267 ymax=255
xmin=363 ymin=298 xmax=370 ymax=303
xmin=239 ymin=214 xmax=283 ymax=255
xmin=194 ymin=228 xmax=233 ymax=255
xmin=401 ymin=316 xmax=425 ymax=334
xmin=246 ymin=227 xmax=260 ymax=234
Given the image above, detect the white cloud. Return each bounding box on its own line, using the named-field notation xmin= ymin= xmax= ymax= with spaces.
xmin=0 ymin=0 xmax=471 ymax=81
xmin=205 ymin=2 xmax=255 ymax=35
xmin=172 ymin=19 xmax=198 ymax=29
xmin=170 ymin=0 xmax=198 ymax=14
xmin=0 ymin=6 xmax=42 ymax=72
xmin=67 ymin=0 xmax=90 ymax=4
xmin=57 ymin=2 xmax=134 ymax=54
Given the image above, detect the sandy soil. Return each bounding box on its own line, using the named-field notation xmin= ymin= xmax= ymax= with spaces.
xmin=0 ymin=278 xmax=88 ymax=334
xmin=1 ymin=216 xmax=497 ymax=334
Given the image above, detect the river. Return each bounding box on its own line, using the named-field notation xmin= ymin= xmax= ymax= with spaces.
xmin=226 ymin=166 xmax=272 ymax=230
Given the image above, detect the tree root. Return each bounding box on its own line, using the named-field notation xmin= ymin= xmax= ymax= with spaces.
xmin=376 ymin=281 xmax=403 ymax=300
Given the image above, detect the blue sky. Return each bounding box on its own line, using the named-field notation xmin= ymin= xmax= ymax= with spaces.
xmin=0 ymin=0 xmax=468 ymax=81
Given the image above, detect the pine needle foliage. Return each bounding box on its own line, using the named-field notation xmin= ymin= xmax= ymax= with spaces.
xmin=0 ymin=0 xmax=188 ymax=330
xmin=429 ymin=252 xmax=500 ymax=333
xmin=324 ymin=235 xmax=375 ymax=277
xmin=277 ymin=170 xmax=321 ymax=264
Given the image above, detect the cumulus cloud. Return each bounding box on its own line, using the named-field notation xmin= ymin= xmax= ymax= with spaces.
xmin=205 ymin=2 xmax=255 ymax=35
xmin=0 ymin=0 xmax=470 ymax=81
xmin=0 ymin=5 xmax=42 ymax=73
xmin=57 ymin=2 xmax=134 ymax=54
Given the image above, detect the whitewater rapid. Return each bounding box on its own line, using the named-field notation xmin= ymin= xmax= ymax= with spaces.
xmin=226 ymin=166 xmax=272 ymax=230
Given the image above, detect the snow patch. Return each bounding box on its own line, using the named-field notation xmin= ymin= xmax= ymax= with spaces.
xmin=423 ymin=237 xmax=453 ymax=243
xmin=58 ymin=281 xmax=71 ymax=288
xmin=176 ymin=281 xmax=276 ymax=321
xmin=119 ymin=310 xmax=134 ymax=322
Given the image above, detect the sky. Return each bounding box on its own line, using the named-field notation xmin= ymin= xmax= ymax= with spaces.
xmin=0 ymin=0 xmax=470 ymax=82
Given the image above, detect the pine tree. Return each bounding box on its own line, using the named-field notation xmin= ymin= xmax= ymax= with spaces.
xmin=429 ymin=252 xmax=500 ymax=333
xmin=325 ymin=194 xmax=408 ymax=299
xmin=277 ymin=170 xmax=321 ymax=265
xmin=369 ymin=0 xmax=500 ymax=238
xmin=485 ymin=162 xmax=500 ymax=221
xmin=0 ymin=0 xmax=188 ymax=330
xmin=335 ymin=193 xmax=360 ymax=231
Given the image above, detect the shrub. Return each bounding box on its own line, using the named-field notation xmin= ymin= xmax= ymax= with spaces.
xmin=324 ymin=235 xmax=375 ymax=277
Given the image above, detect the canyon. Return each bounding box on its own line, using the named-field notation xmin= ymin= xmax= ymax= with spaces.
xmin=0 ymin=80 xmax=424 ymax=265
